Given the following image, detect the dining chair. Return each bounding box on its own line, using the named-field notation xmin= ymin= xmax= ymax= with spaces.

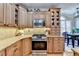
xmin=67 ymin=34 xmax=72 ymax=46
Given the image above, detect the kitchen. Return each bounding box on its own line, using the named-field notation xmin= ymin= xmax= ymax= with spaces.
xmin=0 ymin=3 xmax=79 ymax=56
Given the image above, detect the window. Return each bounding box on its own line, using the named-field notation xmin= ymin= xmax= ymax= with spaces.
xmin=60 ymin=16 xmax=71 ymax=36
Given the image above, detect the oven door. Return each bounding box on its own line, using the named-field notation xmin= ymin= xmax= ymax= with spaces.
xmin=32 ymin=41 xmax=47 ymax=50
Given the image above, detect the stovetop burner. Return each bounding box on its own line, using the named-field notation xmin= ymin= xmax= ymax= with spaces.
xmin=32 ymin=34 xmax=47 ymax=41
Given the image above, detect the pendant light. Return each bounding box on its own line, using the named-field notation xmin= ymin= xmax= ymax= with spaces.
xmin=74 ymin=7 xmax=79 ymax=18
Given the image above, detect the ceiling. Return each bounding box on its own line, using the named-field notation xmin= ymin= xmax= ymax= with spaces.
xmin=20 ymin=3 xmax=79 ymax=18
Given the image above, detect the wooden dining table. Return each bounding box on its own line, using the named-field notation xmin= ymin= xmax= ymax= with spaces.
xmin=67 ymin=33 xmax=79 ymax=48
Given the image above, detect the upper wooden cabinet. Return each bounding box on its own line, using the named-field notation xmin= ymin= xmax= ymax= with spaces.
xmin=0 ymin=4 xmax=4 ymax=26
xmin=45 ymin=12 xmax=51 ymax=28
xmin=27 ymin=12 xmax=50 ymax=28
xmin=50 ymin=8 xmax=60 ymax=28
xmin=32 ymin=12 xmax=45 ymax=19
xmin=49 ymin=8 xmax=60 ymax=36
xmin=18 ymin=6 xmax=27 ymax=28
xmin=4 ymin=3 xmax=16 ymax=27
xmin=27 ymin=12 xmax=33 ymax=28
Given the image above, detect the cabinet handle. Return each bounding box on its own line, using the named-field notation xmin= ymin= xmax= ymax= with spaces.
xmin=13 ymin=48 xmax=18 ymax=55
xmin=58 ymin=39 xmax=60 ymax=40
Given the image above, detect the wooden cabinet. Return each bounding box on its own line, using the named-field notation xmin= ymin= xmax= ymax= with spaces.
xmin=47 ymin=37 xmax=53 ymax=53
xmin=6 ymin=40 xmax=22 ymax=56
xmin=27 ymin=12 xmax=33 ymax=28
xmin=18 ymin=6 xmax=27 ymax=28
xmin=47 ymin=37 xmax=64 ymax=54
xmin=45 ymin=12 xmax=51 ymax=28
xmin=32 ymin=12 xmax=46 ymax=28
xmin=51 ymin=27 xmax=60 ymax=36
xmin=53 ymin=37 xmax=64 ymax=53
xmin=0 ymin=49 xmax=5 ymax=56
xmin=4 ymin=3 xmax=16 ymax=27
xmin=32 ymin=12 xmax=45 ymax=19
xmin=22 ymin=38 xmax=32 ymax=56
xmin=49 ymin=8 xmax=60 ymax=36
xmin=0 ymin=3 xmax=4 ymax=26
xmin=50 ymin=8 xmax=60 ymax=28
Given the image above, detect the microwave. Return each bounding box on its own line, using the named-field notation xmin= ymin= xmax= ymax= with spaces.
xmin=33 ymin=19 xmax=45 ymax=28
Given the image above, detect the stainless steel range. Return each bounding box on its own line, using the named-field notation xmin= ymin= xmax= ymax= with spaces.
xmin=32 ymin=34 xmax=47 ymax=56
xmin=32 ymin=34 xmax=47 ymax=50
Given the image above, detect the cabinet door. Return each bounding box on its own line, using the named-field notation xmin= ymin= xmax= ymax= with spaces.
xmin=0 ymin=3 xmax=4 ymax=25
xmin=53 ymin=37 xmax=64 ymax=53
xmin=4 ymin=3 xmax=15 ymax=26
xmin=6 ymin=41 xmax=22 ymax=56
xmin=18 ymin=6 xmax=27 ymax=28
xmin=45 ymin=12 xmax=51 ymax=28
xmin=0 ymin=49 xmax=5 ymax=56
xmin=22 ymin=38 xmax=32 ymax=56
xmin=47 ymin=37 xmax=53 ymax=53
xmin=10 ymin=4 xmax=16 ymax=26
xmin=27 ymin=12 xmax=33 ymax=28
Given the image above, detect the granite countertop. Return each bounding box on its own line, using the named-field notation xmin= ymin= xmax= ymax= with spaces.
xmin=0 ymin=34 xmax=63 ymax=51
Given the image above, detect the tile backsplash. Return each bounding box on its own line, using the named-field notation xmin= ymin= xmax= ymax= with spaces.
xmin=0 ymin=27 xmax=18 ymax=40
xmin=0 ymin=27 xmax=50 ymax=40
xmin=22 ymin=28 xmax=50 ymax=35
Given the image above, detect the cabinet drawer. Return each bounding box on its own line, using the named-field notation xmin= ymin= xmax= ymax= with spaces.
xmin=54 ymin=37 xmax=64 ymax=41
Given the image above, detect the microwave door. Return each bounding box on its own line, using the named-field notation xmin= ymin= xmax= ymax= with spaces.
xmin=33 ymin=19 xmax=45 ymax=28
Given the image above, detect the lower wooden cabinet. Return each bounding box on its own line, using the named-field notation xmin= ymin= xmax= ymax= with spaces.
xmin=22 ymin=37 xmax=32 ymax=56
xmin=53 ymin=37 xmax=64 ymax=53
xmin=47 ymin=37 xmax=53 ymax=53
xmin=6 ymin=40 xmax=22 ymax=56
xmin=47 ymin=37 xmax=64 ymax=54
xmin=0 ymin=49 xmax=5 ymax=56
